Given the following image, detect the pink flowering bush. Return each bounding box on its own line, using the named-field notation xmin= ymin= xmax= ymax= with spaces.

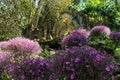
xmin=0 ymin=37 xmax=42 ymax=61
xmin=0 ymin=52 xmax=11 ymax=63
xmin=7 ymin=37 xmax=42 ymax=54
xmin=89 ymin=25 xmax=111 ymax=42
xmin=89 ymin=26 xmax=112 ymax=51
xmin=0 ymin=41 xmax=10 ymax=50
xmin=0 ymin=51 xmax=11 ymax=73
xmin=90 ymin=25 xmax=111 ymax=36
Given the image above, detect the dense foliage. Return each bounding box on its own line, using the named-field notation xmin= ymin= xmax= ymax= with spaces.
xmin=73 ymin=0 xmax=120 ymax=31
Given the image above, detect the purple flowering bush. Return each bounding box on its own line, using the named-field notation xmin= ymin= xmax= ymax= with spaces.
xmin=72 ymin=28 xmax=90 ymax=38
xmin=8 ymin=57 xmax=53 ymax=80
xmin=110 ymin=32 xmax=120 ymax=41
xmin=109 ymin=32 xmax=120 ymax=49
xmin=50 ymin=46 xmax=117 ymax=80
xmin=61 ymin=29 xmax=89 ymax=49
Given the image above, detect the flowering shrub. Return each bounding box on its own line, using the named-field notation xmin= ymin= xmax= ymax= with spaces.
xmin=0 ymin=27 xmax=119 ymax=80
xmin=8 ymin=58 xmax=53 ymax=80
xmin=0 ymin=52 xmax=11 ymax=63
xmin=50 ymin=46 xmax=117 ymax=80
xmin=61 ymin=29 xmax=89 ymax=49
xmin=0 ymin=51 xmax=11 ymax=73
xmin=2 ymin=44 xmax=117 ymax=80
xmin=0 ymin=37 xmax=42 ymax=61
xmin=0 ymin=41 xmax=10 ymax=51
xmin=110 ymin=32 xmax=120 ymax=41
xmin=72 ymin=29 xmax=90 ymax=38
xmin=7 ymin=37 xmax=42 ymax=54
xmin=89 ymin=26 xmax=112 ymax=51
xmin=109 ymin=32 xmax=120 ymax=49
xmin=90 ymin=25 xmax=111 ymax=36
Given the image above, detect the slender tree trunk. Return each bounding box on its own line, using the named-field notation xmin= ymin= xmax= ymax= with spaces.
xmin=24 ymin=0 xmax=45 ymax=38
xmin=30 ymin=0 xmax=45 ymax=29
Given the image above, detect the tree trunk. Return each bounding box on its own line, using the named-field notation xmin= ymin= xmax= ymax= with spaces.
xmin=30 ymin=0 xmax=45 ymax=29
xmin=24 ymin=0 xmax=45 ymax=38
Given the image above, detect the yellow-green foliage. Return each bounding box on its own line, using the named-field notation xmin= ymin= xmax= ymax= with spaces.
xmin=0 ymin=0 xmax=37 ymax=40
xmin=115 ymin=48 xmax=120 ymax=63
xmin=47 ymin=0 xmax=73 ymax=18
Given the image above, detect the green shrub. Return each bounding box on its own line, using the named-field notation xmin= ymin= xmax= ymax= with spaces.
xmin=73 ymin=1 xmax=120 ymax=31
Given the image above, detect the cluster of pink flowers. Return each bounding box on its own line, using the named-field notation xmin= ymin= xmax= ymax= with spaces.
xmin=0 ymin=37 xmax=42 ymax=55
xmin=90 ymin=25 xmax=111 ymax=36
xmin=0 ymin=51 xmax=11 ymax=73
xmin=9 ymin=37 xmax=42 ymax=54
xmin=0 ymin=37 xmax=43 ymax=62
xmin=0 ymin=51 xmax=11 ymax=63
